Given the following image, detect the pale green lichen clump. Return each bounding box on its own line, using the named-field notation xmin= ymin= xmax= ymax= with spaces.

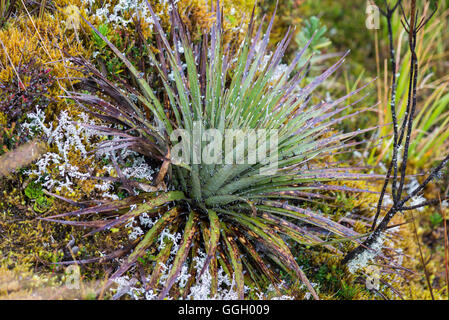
xmin=347 ymin=234 xmax=385 ymax=274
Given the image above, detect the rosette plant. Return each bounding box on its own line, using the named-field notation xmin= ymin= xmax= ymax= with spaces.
xmin=42 ymin=1 xmax=376 ymax=299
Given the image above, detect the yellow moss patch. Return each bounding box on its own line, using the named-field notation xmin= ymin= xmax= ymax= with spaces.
xmin=0 ymin=14 xmax=88 ymax=120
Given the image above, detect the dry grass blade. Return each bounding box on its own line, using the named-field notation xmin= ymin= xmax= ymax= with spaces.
xmin=0 ymin=139 xmax=47 ymax=177
xmin=411 ymin=211 xmax=435 ymax=300
xmin=439 ymin=193 xmax=449 ymax=298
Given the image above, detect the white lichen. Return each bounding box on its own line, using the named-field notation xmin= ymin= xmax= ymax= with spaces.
xmin=90 ymin=0 xmax=179 ymax=27
xmin=24 ymin=108 xmax=155 ymax=198
xmin=23 ymin=109 xmax=97 ymax=193
xmin=406 ymin=177 xmax=425 ymax=212
xmin=111 ymin=248 xmax=250 ymax=300
xmin=347 ymin=233 xmax=385 ymax=274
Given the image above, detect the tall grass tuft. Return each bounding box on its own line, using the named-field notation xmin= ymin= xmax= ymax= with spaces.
xmin=41 ymin=1 xmax=381 ymax=299
xmin=372 ymin=0 xmax=449 ymax=167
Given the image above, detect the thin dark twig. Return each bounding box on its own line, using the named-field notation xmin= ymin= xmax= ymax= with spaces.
xmin=344 ymin=0 xmax=446 ymax=265
xmin=401 ymin=196 xmax=449 ymax=211
xmin=396 ymin=0 xmax=420 ymax=202
xmin=371 ymin=0 xmax=402 ymax=231
xmin=417 ymin=4 xmax=438 ymax=32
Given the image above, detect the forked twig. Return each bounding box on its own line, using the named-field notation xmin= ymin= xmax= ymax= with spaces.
xmin=344 ymin=0 xmax=448 ymax=266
